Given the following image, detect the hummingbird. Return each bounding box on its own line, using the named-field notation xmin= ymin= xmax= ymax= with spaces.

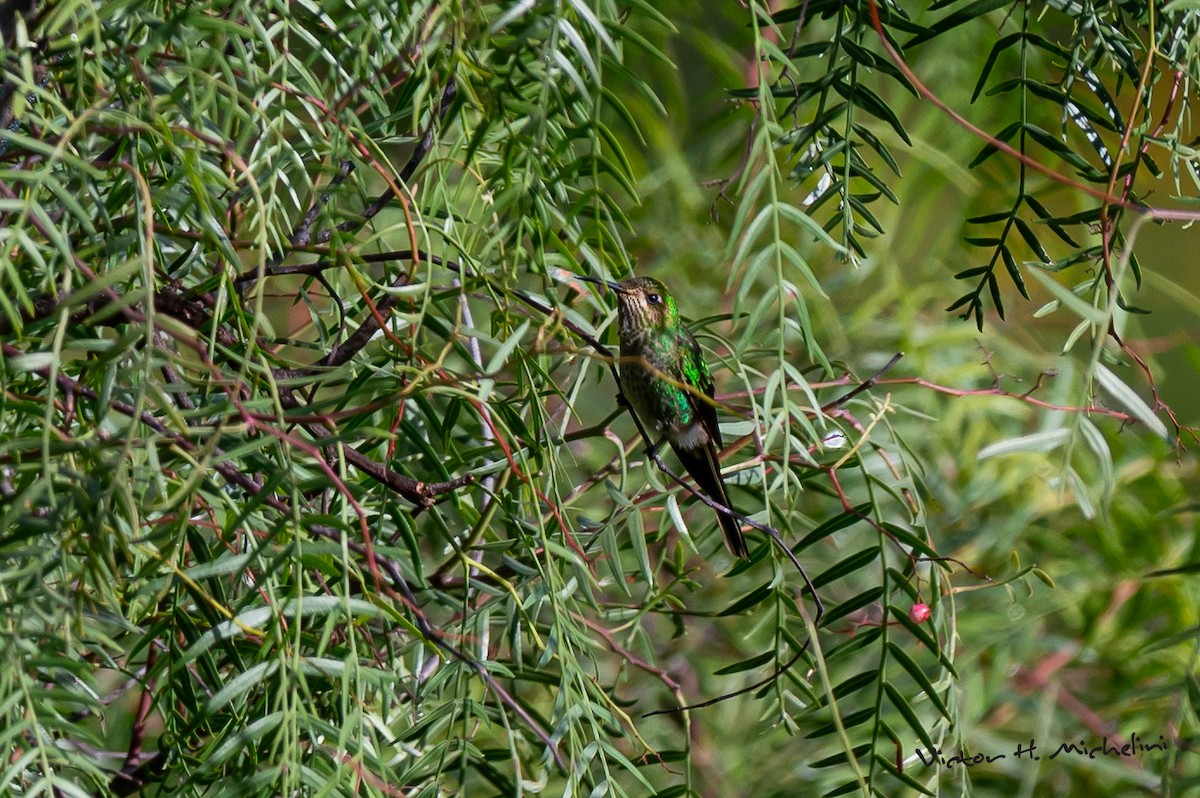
xmin=579 ymin=275 xmax=749 ymax=558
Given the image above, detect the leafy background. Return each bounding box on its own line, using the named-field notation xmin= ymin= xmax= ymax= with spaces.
xmin=0 ymin=1 xmax=1197 ymax=796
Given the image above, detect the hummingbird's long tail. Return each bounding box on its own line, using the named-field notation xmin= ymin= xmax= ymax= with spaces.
xmin=671 ymin=441 xmax=750 ymax=558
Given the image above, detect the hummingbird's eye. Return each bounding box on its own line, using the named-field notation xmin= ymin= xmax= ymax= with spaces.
xmin=647 ymin=293 xmax=661 ymax=305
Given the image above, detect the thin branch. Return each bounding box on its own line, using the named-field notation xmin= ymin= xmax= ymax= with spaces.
xmin=318 ymin=81 xmax=457 ymax=245
xmin=819 ymin=352 xmax=903 ymax=413
xmin=644 ymin=646 xmax=809 ymax=717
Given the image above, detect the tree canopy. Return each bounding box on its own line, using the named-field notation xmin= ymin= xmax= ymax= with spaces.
xmin=1 ymin=1 xmax=1197 ymax=796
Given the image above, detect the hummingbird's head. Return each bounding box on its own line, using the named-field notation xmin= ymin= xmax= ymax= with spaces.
xmin=574 ymin=273 xmax=679 ymax=341
xmin=611 ymin=276 xmax=678 ymax=335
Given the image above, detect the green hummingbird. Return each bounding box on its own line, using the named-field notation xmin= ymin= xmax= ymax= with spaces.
xmin=580 ymin=275 xmax=749 ymax=558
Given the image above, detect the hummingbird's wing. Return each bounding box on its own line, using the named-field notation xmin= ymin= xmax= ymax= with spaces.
xmin=673 ymin=330 xmax=749 ymax=558
xmin=682 ymin=330 xmax=722 ymax=449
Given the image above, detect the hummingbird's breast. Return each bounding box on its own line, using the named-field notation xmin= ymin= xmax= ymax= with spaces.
xmin=617 ymin=332 xmax=700 ymax=440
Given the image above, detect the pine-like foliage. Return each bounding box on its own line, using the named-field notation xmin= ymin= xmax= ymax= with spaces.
xmin=1 ymin=2 xmax=1196 ymax=797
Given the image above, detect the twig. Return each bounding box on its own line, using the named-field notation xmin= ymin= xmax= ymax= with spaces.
xmin=819 ymin=352 xmax=903 ymax=413
xmin=317 ymin=82 xmax=457 ymax=246
xmin=644 ymin=646 xmax=809 ymax=716
xmin=335 ymin=532 xmax=566 ymax=769
xmin=290 ymin=159 xmax=354 ymax=247
xmin=0 ymin=342 xmax=469 ymax=511
xmin=252 ymin=248 xmax=901 ymax=717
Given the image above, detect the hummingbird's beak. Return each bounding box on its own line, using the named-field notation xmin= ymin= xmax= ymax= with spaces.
xmin=575 ymin=274 xmax=623 ymax=294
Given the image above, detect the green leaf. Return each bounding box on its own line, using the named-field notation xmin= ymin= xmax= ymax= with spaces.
xmin=713 ymin=650 xmax=776 ymax=675
xmin=793 ymin=504 xmax=871 ymax=552
xmin=1026 ymin=268 xmax=1106 ymax=324
xmin=1094 ymin=363 xmax=1170 ymax=440
xmin=820 ymin=587 xmax=883 ymax=627
xmin=812 ymin=548 xmax=880 ymax=588
xmin=978 ymin=428 xmax=1070 ymax=459
xmin=905 ymin=0 xmax=1020 ymax=48
xmin=886 ymin=641 xmax=951 ymax=720
xmin=719 ymin=582 xmax=775 ymax=616
xmin=885 ymin=681 xmax=935 ymax=752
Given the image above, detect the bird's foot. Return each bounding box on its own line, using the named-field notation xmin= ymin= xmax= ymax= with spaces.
xmin=644 ymin=435 xmax=668 ymax=464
